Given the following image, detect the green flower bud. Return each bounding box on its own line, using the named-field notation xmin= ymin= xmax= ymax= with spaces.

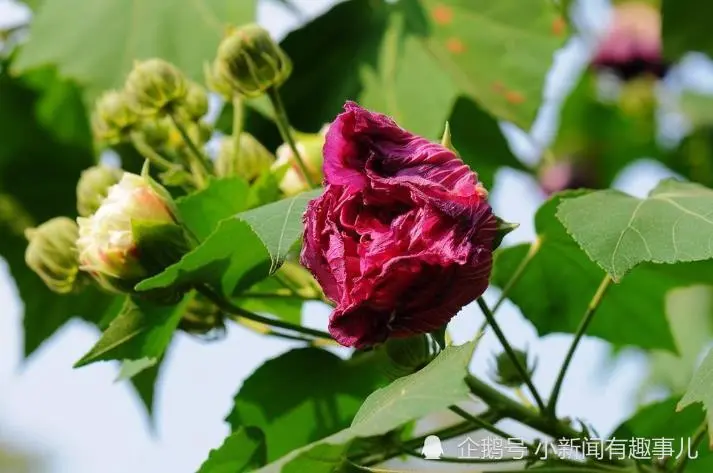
xmin=214 ymin=24 xmax=292 ymax=98
xmin=276 ymin=261 xmax=322 ymax=300
xmin=179 ymin=294 xmax=225 ymax=338
xmin=25 ymin=217 xmax=85 ymax=294
xmin=125 ymin=58 xmax=187 ymax=115
xmin=92 ymin=90 xmax=139 ymax=144
xmin=184 ymin=81 xmax=209 ymax=120
xmin=204 ymin=61 xmax=234 ymax=100
xmin=76 ymin=165 xmax=123 ymax=217
xmin=490 ymin=349 xmax=537 ymax=388
xmin=76 ymin=168 xmax=192 ymax=295
xmin=380 ymin=334 xmax=439 ymax=381
xmin=272 ymin=125 xmax=327 ymax=196
xmin=215 ymin=133 xmax=274 ymax=182
xmin=136 ymin=117 xmax=173 ymax=149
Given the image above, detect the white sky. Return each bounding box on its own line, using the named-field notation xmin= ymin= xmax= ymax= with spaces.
xmin=0 ymin=0 xmax=694 ymax=472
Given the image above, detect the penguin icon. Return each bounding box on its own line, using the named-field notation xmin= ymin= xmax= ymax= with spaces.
xmin=421 ymin=435 xmax=444 ymax=460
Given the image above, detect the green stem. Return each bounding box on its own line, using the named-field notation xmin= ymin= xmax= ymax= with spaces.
xmin=357 ymin=411 xmax=502 ymax=466
xmin=266 ymin=87 xmax=317 ymax=188
xmin=475 ymin=238 xmax=541 ymax=336
xmin=673 ymin=420 xmax=708 ymax=473
xmin=476 ymin=297 xmax=547 ymax=412
xmin=196 ymin=285 xmax=332 ymax=340
xmin=400 ymin=449 xmax=528 ymax=464
xmin=131 ymin=133 xmax=180 ymax=173
xmin=231 ymin=94 xmax=244 ymax=177
xmin=168 ymin=112 xmax=210 ymax=188
xmin=449 ymin=406 xmax=519 ymax=443
xmin=547 ymin=275 xmax=612 ymax=415
xmin=466 ymin=374 xmax=582 ymax=441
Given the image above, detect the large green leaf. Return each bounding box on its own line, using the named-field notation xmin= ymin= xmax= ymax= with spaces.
xmin=614 ymin=398 xmax=712 ymax=472
xmin=492 ymin=191 xmax=713 ymax=351
xmin=13 ymin=0 xmax=256 ymax=98
xmin=176 ymin=177 xmax=250 ymax=241
xmin=0 ymin=64 xmax=116 ymax=357
xmin=251 ymin=341 xmax=475 ymax=472
xmin=74 ymin=295 xmax=191 ymax=367
xmin=197 ymin=427 xmax=267 ymax=473
xmin=680 ymin=347 xmax=713 ymax=436
xmin=226 ymin=348 xmax=387 ymax=461
xmin=415 ymin=0 xmax=565 ymax=130
xmin=448 ymin=96 xmax=525 ymax=189
xmin=662 ymin=0 xmax=713 ymax=61
xmin=277 ymin=0 xmax=561 ymax=137
xmin=136 ymin=190 xmax=321 ymax=297
xmin=557 ymin=179 xmax=713 ymax=281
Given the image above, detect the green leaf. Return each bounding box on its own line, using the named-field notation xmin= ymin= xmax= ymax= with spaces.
xmin=448 ymin=97 xmax=525 ymax=189
xmin=74 ymin=295 xmax=191 ymax=367
xmin=236 ymin=276 xmax=303 ymax=325
xmin=492 ymin=191 xmax=713 ymax=351
xmin=680 ymin=347 xmax=713 ymax=437
xmin=415 ymin=0 xmax=565 ymax=130
xmin=136 ymin=190 xmax=321 ymax=297
xmin=557 ymin=179 xmax=713 ymax=281
xmin=13 ymin=0 xmax=256 ymax=98
xmin=662 ymin=0 xmax=713 ymax=61
xmin=278 ymin=0 xmax=561 ymax=138
xmin=19 ymin=66 xmax=91 ymax=147
xmin=116 ymin=357 xmax=158 ymax=381
xmin=0 ymin=67 xmax=114 ymax=357
xmin=197 ymin=427 xmax=267 ymax=473
xmin=176 ymin=178 xmax=251 ymax=241
xmin=239 ymin=188 xmax=323 ymax=273
xmin=226 ymin=348 xmax=387 ymax=461
xmin=615 ymin=398 xmax=712 ymax=471
xmin=251 ymin=341 xmax=475 ymax=472
xmin=126 ymin=356 xmax=165 ymax=419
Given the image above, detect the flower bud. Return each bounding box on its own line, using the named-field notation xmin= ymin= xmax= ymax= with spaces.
xmin=489 ymin=349 xmax=537 ymax=388
xmin=179 ymin=294 xmax=225 ymax=338
xmin=204 ymin=61 xmax=234 ymax=100
xmin=92 ymin=90 xmax=139 ymax=144
xmin=125 ymin=58 xmax=187 ymax=115
xmin=214 ymin=24 xmax=292 ymax=98
xmin=76 ymin=165 xmax=123 ymax=217
xmin=380 ymin=334 xmax=439 ymax=381
xmin=135 ymin=117 xmax=173 ymax=150
xmin=25 ymin=217 xmax=84 ymax=294
xmin=272 ymin=126 xmax=327 ymax=196
xmin=76 ymin=168 xmax=191 ymax=295
xmin=215 ymin=133 xmax=274 ymax=182
xmin=184 ymin=81 xmax=209 ymax=120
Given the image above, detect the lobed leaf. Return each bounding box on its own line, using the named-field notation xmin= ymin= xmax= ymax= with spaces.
xmin=557 ymin=179 xmax=713 ymax=281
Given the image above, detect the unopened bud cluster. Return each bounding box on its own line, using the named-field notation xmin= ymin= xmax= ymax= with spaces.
xmin=28 ymin=22 xmax=321 ymax=333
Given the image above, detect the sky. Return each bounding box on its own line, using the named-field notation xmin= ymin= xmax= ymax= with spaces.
xmin=0 ymin=1 xmax=696 ymax=472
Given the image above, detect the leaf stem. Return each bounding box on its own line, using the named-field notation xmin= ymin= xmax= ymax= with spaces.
xmin=547 ymin=275 xmax=612 ymax=415
xmin=673 ymin=420 xmax=708 ymax=473
xmin=196 ymin=285 xmax=333 ymax=340
xmin=476 ymin=297 xmax=547 ymax=412
xmin=356 ymin=411 xmax=503 ymax=466
xmin=168 ymin=112 xmax=210 ymax=188
xmin=231 ymin=94 xmax=244 ymax=177
xmin=475 ymin=238 xmax=541 ymax=336
xmin=131 ymin=133 xmax=182 ymax=173
xmin=450 ymin=405 xmax=522 ymax=443
xmin=266 ymin=87 xmax=316 ymax=188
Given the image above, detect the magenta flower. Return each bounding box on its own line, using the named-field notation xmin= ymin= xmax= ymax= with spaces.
xmin=301 ymin=102 xmax=497 ymax=348
xmin=592 ymin=2 xmax=668 ymax=80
